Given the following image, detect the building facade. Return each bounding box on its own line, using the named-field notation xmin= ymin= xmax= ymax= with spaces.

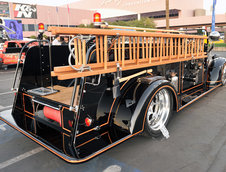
xmin=66 ymin=0 xmax=226 ymax=30
xmin=1 ymin=2 xmax=94 ymax=38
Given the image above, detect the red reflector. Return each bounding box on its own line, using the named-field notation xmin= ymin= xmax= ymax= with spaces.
xmin=85 ymin=117 xmax=92 ymax=127
xmin=43 ymin=106 xmax=61 ymax=126
xmin=68 ymin=120 xmax=73 ymax=128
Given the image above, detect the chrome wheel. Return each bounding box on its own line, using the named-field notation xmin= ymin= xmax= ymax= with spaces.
xmin=146 ymin=89 xmax=171 ymax=131
xmin=222 ymin=65 xmax=226 ymax=85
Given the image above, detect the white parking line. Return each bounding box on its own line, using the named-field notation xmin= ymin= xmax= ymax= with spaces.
xmin=0 ymin=78 xmax=13 ymax=82
xmin=0 ymin=147 xmax=45 ymax=170
xmin=0 ymin=71 xmax=15 ymax=74
xmin=103 ymin=165 xmax=122 ymax=172
xmin=0 ymin=105 xmax=13 ymax=111
xmin=0 ymin=124 xmax=7 ymax=131
xmin=0 ymin=91 xmax=13 ymax=96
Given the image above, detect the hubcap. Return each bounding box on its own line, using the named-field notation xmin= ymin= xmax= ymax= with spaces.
xmin=147 ymin=89 xmax=170 ymax=131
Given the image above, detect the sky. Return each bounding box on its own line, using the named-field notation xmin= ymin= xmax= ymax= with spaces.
xmin=4 ymin=0 xmax=81 ymax=6
xmin=3 ymin=0 xmax=226 ymax=15
xmin=204 ymin=0 xmax=226 ymax=14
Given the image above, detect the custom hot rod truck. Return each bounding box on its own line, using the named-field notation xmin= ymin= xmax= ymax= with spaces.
xmin=0 ymin=25 xmax=225 ymax=163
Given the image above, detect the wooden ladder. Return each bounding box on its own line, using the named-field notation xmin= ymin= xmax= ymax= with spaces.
xmin=48 ymin=27 xmax=207 ymax=80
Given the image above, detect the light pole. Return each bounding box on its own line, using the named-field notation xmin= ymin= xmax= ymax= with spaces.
xmin=166 ymin=0 xmax=169 ymax=30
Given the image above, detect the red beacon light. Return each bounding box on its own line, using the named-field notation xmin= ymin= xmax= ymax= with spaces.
xmin=93 ymin=12 xmax=101 ymax=26
xmin=38 ymin=23 xmax=45 ymax=33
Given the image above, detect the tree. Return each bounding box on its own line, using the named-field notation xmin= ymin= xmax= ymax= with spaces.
xmin=109 ymin=17 xmax=156 ymax=28
xmin=224 ymin=31 xmax=226 ymax=43
xmin=30 ymin=35 xmax=37 ymax=39
xmin=77 ymin=17 xmax=156 ymax=29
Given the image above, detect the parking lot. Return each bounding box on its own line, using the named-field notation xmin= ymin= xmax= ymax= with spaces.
xmin=0 ymin=54 xmax=226 ymax=172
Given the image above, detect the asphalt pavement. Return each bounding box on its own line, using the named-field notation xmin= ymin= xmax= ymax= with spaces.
xmin=0 ymin=57 xmax=226 ymax=172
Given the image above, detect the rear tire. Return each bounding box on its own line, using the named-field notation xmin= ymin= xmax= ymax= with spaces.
xmin=221 ymin=64 xmax=226 ymax=85
xmin=142 ymin=87 xmax=173 ymax=138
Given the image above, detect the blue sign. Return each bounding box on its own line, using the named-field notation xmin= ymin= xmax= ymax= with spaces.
xmin=4 ymin=19 xmax=23 ymax=40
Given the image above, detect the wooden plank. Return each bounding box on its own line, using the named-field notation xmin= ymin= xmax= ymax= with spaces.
xmin=170 ymin=37 xmax=173 ymax=59
xmin=43 ymin=85 xmax=74 ymax=105
xmin=194 ymin=39 xmax=196 ymax=56
xmin=174 ymin=38 xmax=177 ymax=57
xmin=73 ymin=39 xmax=78 ymax=65
xmin=78 ymin=39 xmax=82 ymax=65
xmin=104 ymin=35 xmax=108 ymax=70
xmin=82 ymin=40 xmax=86 ymax=65
xmin=185 ymin=38 xmax=187 ymax=58
xmin=178 ymin=38 xmax=180 ymax=59
xmin=122 ymin=36 xmax=125 ymax=67
xmin=182 ymin=38 xmax=185 ymax=57
xmin=95 ymin=36 xmax=100 ymax=63
xmin=146 ymin=37 xmax=149 ymax=60
xmin=100 ymin=36 xmax=104 ymax=63
xmin=153 ymin=38 xmax=156 ymax=58
xmin=157 ymin=38 xmax=160 ymax=58
xmin=160 ymin=37 xmax=163 ymax=61
xmin=114 ymin=42 xmax=117 ymax=61
xmin=118 ymin=37 xmax=121 ymax=61
xmin=101 ymin=24 xmax=185 ymax=33
xmin=137 ymin=37 xmax=140 ymax=64
xmin=129 ymin=37 xmax=132 ymax=60
xmin=149 ymin=37 xmax=152 ymax=63
xmin=133 ymin=37 xmax=136 ymax=60
xmin=188 ymin=39 xmax=191 ymax=56
xmin=166 ymin=38 xmax=169 ymax=58
xmin=191 ymin=39 xmax=194 ymax=57
xmin=197 ymin=39 xmax=199 ymax=56
xmin=48 ymin=26 xmax=207 ymax=39
xmin=55 ymin=55 xmax=207 ymax=80
xmin=54 ymin=60 xmax=136 ymax=73
xmin=163 ymin=38 xmax=166 ymax=57
xmin=142 ymin=37 xmax=145 ymax=59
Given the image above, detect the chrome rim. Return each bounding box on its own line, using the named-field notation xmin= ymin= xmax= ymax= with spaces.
xmin=147 ymin=89 xmax=170 ymax=131
xmin=222 ymin=65 xmax=226 ymax=85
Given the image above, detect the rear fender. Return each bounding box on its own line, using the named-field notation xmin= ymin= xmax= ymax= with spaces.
xmin=129 ymin=79 xmax=178 ymax=134
xmin=207 ymin=57 xmax=226 ymax=85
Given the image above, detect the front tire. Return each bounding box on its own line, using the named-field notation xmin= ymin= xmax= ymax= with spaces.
xmin=143 ymin=88 xmax=173 ymax=138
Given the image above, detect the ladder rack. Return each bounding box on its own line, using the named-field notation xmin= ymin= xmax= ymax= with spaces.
xmin=48 ymin=27 xmax=207 ymax=80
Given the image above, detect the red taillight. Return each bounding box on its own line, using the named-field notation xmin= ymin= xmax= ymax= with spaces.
xmin=93 ymin=12 xmax=101 ymax=26
xmin=85 ymin=117 xmax=92 ymax=127
xmin=38 ymin=23 xmax=45 ymax=33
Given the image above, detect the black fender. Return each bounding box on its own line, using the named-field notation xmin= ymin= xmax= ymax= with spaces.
xmin=129 ymin=79 xmax=178 ymax=134
xmin=207 ymin=57 xmax=226 ymax=85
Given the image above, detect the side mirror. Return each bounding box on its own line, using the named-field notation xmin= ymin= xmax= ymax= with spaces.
xmin=209 ymin=31 xmax=220 ymax=41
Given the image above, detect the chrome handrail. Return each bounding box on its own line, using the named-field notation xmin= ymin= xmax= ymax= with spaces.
xmin=68 ymin=35 xmax=91 ymax=72
xmin=11 ymin=39 xmax=52 ymax=92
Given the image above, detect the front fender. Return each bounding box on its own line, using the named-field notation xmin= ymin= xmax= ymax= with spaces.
xmin=130 ymin=79 xmax=177 ymax=134
xmin=207 ymin=57 xmax=226 ymax=85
